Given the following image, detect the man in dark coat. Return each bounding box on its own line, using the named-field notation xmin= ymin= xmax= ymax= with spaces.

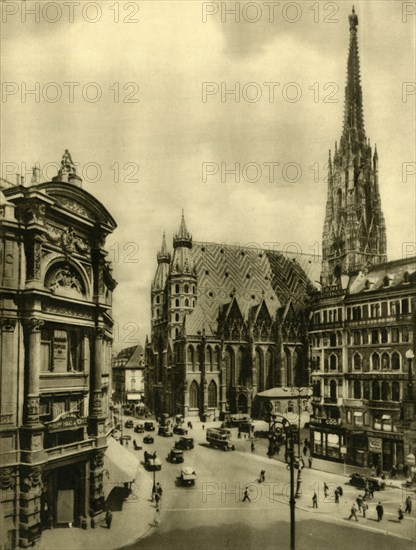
xmin=376 ymin=502 xmax=384 ymax=521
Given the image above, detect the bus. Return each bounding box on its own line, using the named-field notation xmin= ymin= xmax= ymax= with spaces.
xmin=206 ymin=428 xmax=235 ymax=451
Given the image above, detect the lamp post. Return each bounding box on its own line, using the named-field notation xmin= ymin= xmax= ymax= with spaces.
xmin=283 ymin=386 xmax=310 ymax=499
xmin=268 ymin=414 xmax=295 ymax=550
xmin=406 ymin=349 xmax=415 ymax=398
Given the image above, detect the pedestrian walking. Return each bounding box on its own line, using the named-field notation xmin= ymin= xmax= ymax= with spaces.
xmin=154 ymin=492 xmax=160 ymax=511
xmin=398 ymin=505 xmax=404 ymax=522
xmin=324 ymin=482 xmax=329 ymax=498
xmin=356 ymin=495 xmax=363 ymax=512
xmin=362 ymin=502 xmax=368 ymax=518
xmin=349 ymin=503 xmax=358 ymax=521
xmin=334 ymin=488 xmax=339 ymax=503
xmin=303 ymin=446 xmax=308 ymax=456
xmin=376 ymin=502 xmax=384 ymax=522
xmin=202 ymin=424 xmax=205 ymax=431
xmin=105 ymin=509 xmax=113 ymax=529
xmin=391 ymin=464 xmax=397 ymax=479
xmin=242 ymin=487 xmax=251 ymax=502
xmin=251 ymin=441 xmax=255 ymax=452
xmin=312 ymin=491 xmax=318 ymax=508
xmin=156 ymin=483 xmax=163 ymax=499
xmin=260 ymin=470 xmax=265 ymax=483
xmin=405 ymin=495 xmax=412 ymax=514
xmin=337 ymin=485 xmax=343 ymax=497
xmin=308 ymin=456 xmax=312 ymax=468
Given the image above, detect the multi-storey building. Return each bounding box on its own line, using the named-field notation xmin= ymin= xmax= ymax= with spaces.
xmin=112 ymin=344 xmax=145 ymax=405
xmin=145 ymin=214 xmax=320 ymax=418
xmin=308 ymin=9 xmax=416 ymax=471
xmin=0 ymin=151 xmax=117 ymax=547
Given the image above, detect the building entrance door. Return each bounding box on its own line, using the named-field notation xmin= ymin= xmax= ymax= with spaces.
xmin=56 ymin=489 xmax=74 ymax=524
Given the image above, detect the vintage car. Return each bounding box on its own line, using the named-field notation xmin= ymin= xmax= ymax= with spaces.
xmin=349 ymin=473 xmax=386 ymax=491
xmin=179 ymin=466 xmax=196 ymax=486
xmin=124 ymin=419 xmax=134 ymax=429
xmin=173 ymin=425 xmax=188 ymax=436
xmin=174 ymin=437 xmax=194 ymax=450
xmin=167 ymin=449 xmax=184 ymax=464
xmin=143 ymin=435 xmax=154 ymax=444
xmin=206 ymin=428 xmax=235 ymax=451
xmin=144 ymin=421 xmax=155 ymax=431
xmin=158 ymin=426 xmax=173 ymax=437
xmin=145 ymin=456 xmax=162 ymax=471
xmin=134 ymin=423 xmax=145 ymax=433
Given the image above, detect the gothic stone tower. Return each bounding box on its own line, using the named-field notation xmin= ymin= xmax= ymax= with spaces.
xmin=321 ymin=7 xmax=387 ymax=287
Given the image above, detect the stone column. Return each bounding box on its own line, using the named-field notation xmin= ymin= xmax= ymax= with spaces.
xmin=25 ymin=319 xmax=44 ymax=425
xmin=91 ymin=328 xmax=104 ymax=417
xmin=89 ymin=450 xmax=105 ymax=528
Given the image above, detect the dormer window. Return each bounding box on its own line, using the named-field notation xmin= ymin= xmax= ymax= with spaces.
xmin=383 ymin=275 xmax=390 ymax=287
xmin=403 ymin=271 xmax=410 ymax=284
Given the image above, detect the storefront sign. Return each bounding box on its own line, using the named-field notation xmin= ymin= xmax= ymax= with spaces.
xmin=368 ymin=436 xmax=382 ymax=452
xmin=46 ymin=413 xmax=87 ymax=432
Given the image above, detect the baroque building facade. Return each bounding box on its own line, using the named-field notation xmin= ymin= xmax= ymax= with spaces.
xmin=308 ymin=9 xmax=416 ymax=471
xmin=145 ymin=214 xmax=320 ymax=419
xmin=0 ymin=152 xmax=117 ymax=548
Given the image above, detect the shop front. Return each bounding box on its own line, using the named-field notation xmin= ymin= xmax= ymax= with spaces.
xmin=310 ymin=419 xmax=345 ymax=462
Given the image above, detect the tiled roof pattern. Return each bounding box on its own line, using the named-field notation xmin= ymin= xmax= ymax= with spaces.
xmin=183 ymin=242 xmax=321 ymax=336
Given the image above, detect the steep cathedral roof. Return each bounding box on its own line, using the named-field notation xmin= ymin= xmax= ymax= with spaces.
xmin=183 ymin=242 xmax=321 ymax=336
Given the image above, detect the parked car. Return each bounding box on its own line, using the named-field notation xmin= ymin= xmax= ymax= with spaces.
xmin=123 ymin=407 xmax=132 ymax=416
xmin=173 ymin=426 xmax=188 ymax=435
xmin=145 ymin=456 xmax=162 ymax=471
xmin=167 ymin=449 xmax=184 ymax=464
xmin=158 ymin=426 xmax=173 ymax=437
xmin=174 ymin=437 xmax=194 ymax=450
xmin=134 ymin=423 xmax=145 ymax=433
xmin=253 ymin=429 xmax=270 ymax=438
xmin=144 ymin=421 xmax=155 ymax=431
xmin=349 ymin=473 xmax=385 ymax=491
xmin=178 ymin=466 xmax=196 ymax=486
xmin=124 ymin=419 xmax=134 ymax=429
xmin=143 ymin=435 xmax=154 ymax=444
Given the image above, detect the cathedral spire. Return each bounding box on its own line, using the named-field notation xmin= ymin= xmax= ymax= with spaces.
xmin=157 ymin=231 xmax=171 ymax=264
xmin=341 ymin=6 xmax=365 ymax=150
xmin=173 ymin=210 xmax=192 ymax=249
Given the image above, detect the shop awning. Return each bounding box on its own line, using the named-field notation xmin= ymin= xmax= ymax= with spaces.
xmin=104 ymin=437 xmax=140 ymax=487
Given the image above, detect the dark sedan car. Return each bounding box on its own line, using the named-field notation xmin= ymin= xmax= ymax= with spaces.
xmin=143 ymin=435 xmax=154 ymax=444
xmin=349 ymin=473 xmax=385 ymax=491
xmin=144 ymin=421 xmax=155 ymax=431
xmin=173 ymin=426 xmax=188 ymax=436
xmin=124 ymin=419 xmax=134 ymax=429
xmin=134 ymin=423 xmax=145 ymax=433
xmin=174 ymin=437 xmax=194 ymax=450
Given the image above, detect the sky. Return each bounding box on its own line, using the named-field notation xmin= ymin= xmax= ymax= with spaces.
xmin=1 ymin=0 xmax=415 ymax=351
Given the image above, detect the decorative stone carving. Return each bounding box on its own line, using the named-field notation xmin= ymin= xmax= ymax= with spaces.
xmin=21 ymin=466 xmax=43 ymax=491
xmin=91 ymin=392 xmax=102 ymax=414
xmin=92 ymin=450 xmax=105 ymax=470
xmin=48 ymin=265 xmax=83 ymax=294
xmin=24 ymin=318 xmax=44 ymax=333
xmin=0 ymin=317 xmax=16 ymax=331
xmin=24 ymin=203 xmax=46 ymax=225
xmin=0 ymin=468 xmax=16 ymax=491
xmin=55 ymin=196 xmax=93 ymax=220
xmin=96 ymin=327 xmax=106 ymax=339
xmin=26 ymin=396 xmax=40 ymax=420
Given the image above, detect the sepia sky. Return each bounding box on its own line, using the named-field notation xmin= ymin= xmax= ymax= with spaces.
xmin=1 ymin=0 xmax=415 ymax=351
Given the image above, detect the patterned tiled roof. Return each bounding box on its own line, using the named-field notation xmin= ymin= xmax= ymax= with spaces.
xmin=183 ymin=242 xmax=321 ymax=337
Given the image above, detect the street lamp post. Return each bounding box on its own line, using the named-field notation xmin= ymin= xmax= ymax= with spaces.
xmin=268 ymin=414 xmax=295 ymax=550
xmin=283 ymin=386 xmax=310 ymax=499
xmin=406 ymin=349 xmax=415 ymax=398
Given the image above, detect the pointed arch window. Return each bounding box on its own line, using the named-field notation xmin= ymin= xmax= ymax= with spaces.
xmin=391 ymin=352 xmax=401 ymax=370
xmin=265 ymin=349 xmax=273 ymax=389
xmin=175 ymin=284 xmax=180 ymax=293
xmin=205 ymin=346 xmax=213 ymax=372
xmin=175 ymin=298 xmax=180 ymax=307
xmin=381 ymin=352 xmax=390 ymax=370
xmin=187 ymin=346 xmax=195 ymax=371
xmin=255 ymin=348 xmax=263 ymax=391
xmin=353 ymin=353 xmax=362 ymax=370
xmin=184 ymin=284 xmax=189 ymax=293
xmin=371 ymin=352 xmax=380 ymax=370
xmin=329 ymin=380 xmax=337 ymax=401
xmin=208 ymin=380 xmax=217 ymax=407
xmin=175 ymin=313 xmax=179 ymax=322
xmin=185 ymin=298 xmax=189 ymax=307
xmin=330 ymin=354 xmax=337 ymax=370
xmin=224 ymin=348 xmax=233 ymax=401
xmin=189 ymin=381 xmax=199 ymax=409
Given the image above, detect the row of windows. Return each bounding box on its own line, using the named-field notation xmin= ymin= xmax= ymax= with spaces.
xmin=345 ymin=411 xmax=394 ymax=432
xmin=349 ymin=327 xmax=410 ymax=345
xmin=312 ymin=297 xmax=412 ymax=326
xmin=174 ymin=283 xmax=196 ymax=295
xmin=312 ymin=379 xmax=401 ymax=402
xmin=312 ymin=351 xmax=404 ymax=371
xmin=347 ymin=298 xmax=411 ymax=321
